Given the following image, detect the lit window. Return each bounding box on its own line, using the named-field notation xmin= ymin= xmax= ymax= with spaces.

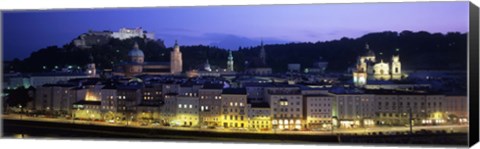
xmin=230 ymin=102 xmax=233 ymax=106
xmin=178 ymin=104 xmax=182 ymax=108
xmin=184 ymin=104 xmax=187 ymax=108
xmin=240 ymin=103 xmax=243 ymax=107
xmin=235 ymin=102 xmax=238 ymax=106
xmin=189 ymin=105 xmax=192 ymax=109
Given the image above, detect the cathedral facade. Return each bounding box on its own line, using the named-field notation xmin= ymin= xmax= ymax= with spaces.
xmin=113 ymin=41 xmax=183 ymax=77
xmin=353 ymin=44 xmax=403 ymax=87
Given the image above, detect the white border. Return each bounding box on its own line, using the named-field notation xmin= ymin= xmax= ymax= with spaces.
xmin=0 ymin=0 xmax=470 ymax=10
xmin=0 ymin=0 xmax=478 ymax=149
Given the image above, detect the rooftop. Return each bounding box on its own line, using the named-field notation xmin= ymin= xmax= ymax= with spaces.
xmin=222 ymin=88 xmax=247 ymax=95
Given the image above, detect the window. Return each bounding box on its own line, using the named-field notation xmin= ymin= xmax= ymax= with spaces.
xmin=178 ymin=104 xmax=182 ymax=108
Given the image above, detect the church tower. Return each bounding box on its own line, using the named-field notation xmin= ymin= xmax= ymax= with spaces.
xmin=259 ymin=40 xmax=267 ymax=66
xmin=204 ymin=59 xmax=212 ymax=72
xmin=86 ymin=54 xmax=96 ymax=77
xmin=170 ymin=40 xmax=183 ymax=74
xmin=227 ymin=50 xmax=234 ymax=71
xmin=391 ymin=48 xmax=402 ymax=80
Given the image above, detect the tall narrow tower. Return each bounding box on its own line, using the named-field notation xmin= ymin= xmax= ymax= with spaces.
xmin=86 ymin=54 xmax=96 ymax=77
xmin=391 ymin=48 xmax=402 ymax=80
xmin=227 ymin=50 xmax=234 ymax=71
xmin=259 ymin=40 xmax=267 ymax=66
xmin=170 ymin=40 xmax=183 ymax=74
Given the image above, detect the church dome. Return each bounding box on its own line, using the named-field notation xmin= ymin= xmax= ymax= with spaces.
xmin=128 ymin=42 xmax=144 ymax=57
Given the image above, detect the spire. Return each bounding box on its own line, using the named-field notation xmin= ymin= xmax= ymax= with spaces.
xmin=259 ymin=40 xmax=267 ymax=66
xmin=228 ymin=50 xmax=233 ymax=60
xmin=173 ymin=40 xmax=180 ymax=52
xmin=133 ymin=42 xmax=139 ymax=49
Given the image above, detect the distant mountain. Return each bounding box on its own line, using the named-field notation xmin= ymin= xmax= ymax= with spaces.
xmin=205 ymin=33 xmax=290 ymax=50
xmin=5 ymin=31 xmax=467 ymax=74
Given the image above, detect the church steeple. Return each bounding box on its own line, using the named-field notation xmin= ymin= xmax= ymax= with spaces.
xmin=259 ymin=40 xmax=267 ymax=66
xmin=204 ymin=59 xmax=212 ymax=72
xmin=170 ymin=40 xmax=183 ymax=74
xmin=227 ymin=50 xmax=234 ymax=71
xmin=173 ymin=40 xmax=180 ymax=52
xmin=133 ymin=42 xmax=139 ymax=49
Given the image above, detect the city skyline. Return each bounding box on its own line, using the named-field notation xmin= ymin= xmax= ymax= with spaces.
xmin=3 ymin=1 xmax=469 ymax=61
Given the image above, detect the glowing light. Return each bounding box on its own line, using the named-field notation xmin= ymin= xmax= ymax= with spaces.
xmin=85 ymin=91 xmax=100 ymax=101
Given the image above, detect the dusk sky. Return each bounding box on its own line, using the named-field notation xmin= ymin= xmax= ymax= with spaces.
xmin=3 ymin=1 xmax=469 ymax=61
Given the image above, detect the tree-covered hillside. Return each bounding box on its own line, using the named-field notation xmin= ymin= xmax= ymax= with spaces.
xmin=5 ymin=30 xmax=467 ymax=73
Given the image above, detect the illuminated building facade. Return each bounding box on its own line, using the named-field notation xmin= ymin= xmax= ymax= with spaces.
xmin=198 ymin=84 xmax=224 ymax=127
xmin=332 ymin=93 xmax=376 ymax=128
xmin=114 ymin=42 xmax=183 ymax=77
xmin=352 ymin=45 xmax=404 ymax=87
xmin=247 ymin=103 xmax=271 ymax=130
xmin=160 ymin=93 xmax=178 ymax=125
xmin=303 ymin=94 xmax=334 ymax=129
xmin=111 ymin=27 xmax=155 ymax=40
xmin=220 ymin=88 xmax=248 ymax=128
xmin=174 ymin=95 xmax=200 ymax=127
xmin=34 ymin=84 xmax=76 ymax=114
xmin=269 ymin=93 xmax=304 ymax=130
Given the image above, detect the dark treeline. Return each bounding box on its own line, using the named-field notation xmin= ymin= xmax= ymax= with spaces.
xmin=5 ymin=30 xmax=467 ymax=73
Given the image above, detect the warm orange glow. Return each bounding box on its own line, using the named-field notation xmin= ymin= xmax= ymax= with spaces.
xmin=85 ymin=90 xmax=100 ymax=101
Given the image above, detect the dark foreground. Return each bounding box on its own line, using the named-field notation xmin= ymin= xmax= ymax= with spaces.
xmin=2 ymin=119 xmax=468 ymax=146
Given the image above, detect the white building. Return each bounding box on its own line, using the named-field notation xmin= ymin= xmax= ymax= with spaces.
xmin=111 ymin=28 xmax=155 ymax=40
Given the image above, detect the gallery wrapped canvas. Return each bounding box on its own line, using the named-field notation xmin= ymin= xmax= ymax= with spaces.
xmin=1 ymin=0 xmax=479 ymax=148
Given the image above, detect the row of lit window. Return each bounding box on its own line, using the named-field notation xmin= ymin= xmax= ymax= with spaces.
xmin=200 ymin=96 xmax=222 ymax=99
xmin=249 ymin=121 xmax=269 ymax=124
xmin=276 ymin=101 xmax=301 ymax=106
xmin=183 ymin=93 xmax=197 ymax=97
xmin=224 ymin=115 xmax=244 ymax=121
xmin=102 ymin=106 xmax=115 ymax=110
xmin=178 ymin=104 xmax=193 ymax=109
xmin=200 ymin=106 xmax=209 ymax=111
xmin=143 ymin=96 xmax=154 ymax=100
xmin=272 ymin=119 xmax=301 ymax=125
xmin=228 ymin=102 xmax=244 ymax=107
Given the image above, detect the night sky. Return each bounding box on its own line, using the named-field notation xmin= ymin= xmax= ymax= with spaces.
xmin=2 ymin=2 xmax=469 ymax=61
